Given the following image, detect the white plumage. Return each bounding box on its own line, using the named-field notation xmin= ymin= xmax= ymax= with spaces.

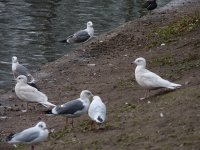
xmin=88 ymin=96 xmax=106 ymax=123
xmin=15 ymin=75 xmax=56 ymax=112
xmin=133 ymin=57 xmax=181 ymax=100
xmin=7 ymin=121 xmax=49 ymax=150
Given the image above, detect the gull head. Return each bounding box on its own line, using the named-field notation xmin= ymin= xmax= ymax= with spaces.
xmin=133 ymin=57 xmax=146 ymax=67
xmin=87 ymin=21 xmax=93 ymax=27
xmin=16 ymin=75 xmax=28 ymax=84
xmin=36 ymin=121 xmax=47 ymax=130
xmin=80 ymin=90 xmax=93 ymax=100
xmin=12 ymin=56 xmax=18 ymax=63
xmin=93 ymin=96 xmax=102 ymax=102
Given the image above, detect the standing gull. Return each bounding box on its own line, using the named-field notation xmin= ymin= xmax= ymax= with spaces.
xmin=48 ymin=90 xmax=93 ymax=127
xmin=15 ymin=75 xmax=56 ymax=112
xmin=88 ymin=96 xmax=106 ymax=127
xmin=12 ymin=56 xmax=38 ymax=89
xmin=61 ymin=21 xmax=94 ymax=44
xmin=7 ymin=121 xmax=49 ymax=150
xmin=133 ymin=57 xmax=181 ymax=100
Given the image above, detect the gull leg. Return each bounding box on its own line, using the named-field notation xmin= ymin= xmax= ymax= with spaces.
xmin=146 ymin=90 xmax=150 ymax=98
xmin=71 ymin=118 xmax=74 ymax=128
xmin=140 ymin=90 xmax=148 ymax=100
xmin=96 ymin=123 xmax=101 ymax=130
xmin=31 ymin=145 xmax=34 ymax=150
xmin=65 ymin=118 xmax=68 ymax=128
xmin=22 ymin=102 xmax=28 ymax=112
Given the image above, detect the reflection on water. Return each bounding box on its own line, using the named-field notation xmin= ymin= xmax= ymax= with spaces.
xmin=0 ymin=0 xmax=171 ymax=89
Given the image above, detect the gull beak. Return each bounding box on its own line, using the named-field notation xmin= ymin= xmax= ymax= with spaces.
xmin=12 ymin=79 xmax=17 ymax=83
xmin=131 ymin=61 xmax=135 ymax=64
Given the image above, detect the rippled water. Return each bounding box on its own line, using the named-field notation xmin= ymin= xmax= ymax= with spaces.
xmin=0 ymin=0 xmax=172 ymax=89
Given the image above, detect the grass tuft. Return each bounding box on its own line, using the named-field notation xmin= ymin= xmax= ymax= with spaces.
xmin=147 ymin=11 xmax=200 ymax=48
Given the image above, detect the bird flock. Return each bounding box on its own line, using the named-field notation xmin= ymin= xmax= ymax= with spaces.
xmin=5 ymin=1 xmax=182 ymax=149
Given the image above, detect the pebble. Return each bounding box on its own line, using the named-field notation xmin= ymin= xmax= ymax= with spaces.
xmin=87 ymin=64 xmax=96 ymax=67
xmin=160 ymin=112 xmax=164 ymax=118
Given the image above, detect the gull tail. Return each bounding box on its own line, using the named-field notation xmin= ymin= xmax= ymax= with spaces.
xmin=95 ymin=116 xmax=104 ymax=124
xmin=60 ymin=39 xmax=67 ymax=43
xmin=27 ymin=82 xmax=40 ymax=91
xmin=44 ymin=109 xmax=53 ymax=114
xmin=6 ymin=133 xmax=14 ymax=142
xmin=40 ymin=102 xmax=56 ymax=108
xmin=167 ymin=83 xmax=182 ymax=89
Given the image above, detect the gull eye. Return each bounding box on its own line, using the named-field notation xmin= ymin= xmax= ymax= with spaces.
xmin=39 ymin=124 xmax=43 ymax=128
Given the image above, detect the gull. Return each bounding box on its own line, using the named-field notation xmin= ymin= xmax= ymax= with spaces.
xmin=142 ymin=0 xmax=157 ymax=14
xmin=88 ymin=96 xmax=106 ymax=129
xmin=12 ymin=56 xmax=38 ymax=90
xmin=15 ymin=75 xmax=56 ymax=112
xmin=133 ymin=57 xmax=181 ymax=100
xmin=6 ymin=121 xmax=49 ymax=150
xmin=47 ymin=90 xmax=93 ymax=127
xmin=61 ymin=21 xmax=94 ymax=44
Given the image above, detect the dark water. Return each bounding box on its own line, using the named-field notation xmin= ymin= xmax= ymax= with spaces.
xmin=0 ymin=0 xmax=172 ymax=89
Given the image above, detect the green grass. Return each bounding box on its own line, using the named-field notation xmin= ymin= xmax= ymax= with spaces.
xmin=150 ymin=53 xmax=200 ymax=76
xmin=50 ymin=128 xmax=71 ymax=140
xmin=147 ymin=11 xmax=200 ymax=48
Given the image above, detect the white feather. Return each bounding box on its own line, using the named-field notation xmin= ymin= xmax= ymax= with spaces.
xmin=88 ymin=96 xmax=106 ymax=123
xmin=8 ymin=121 xmax=49 ymax=145
xmin=134 ymin=57 xmax=181 ymax=90
xmin=15 ymin=75 xmax=56 ymax=107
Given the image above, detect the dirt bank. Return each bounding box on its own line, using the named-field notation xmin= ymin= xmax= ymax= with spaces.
xmin=0 ymin=0 xmax=200 ymax=149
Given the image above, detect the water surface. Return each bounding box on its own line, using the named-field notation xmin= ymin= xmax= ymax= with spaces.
xmin=0 ymin=0 xmax=172 ymax=89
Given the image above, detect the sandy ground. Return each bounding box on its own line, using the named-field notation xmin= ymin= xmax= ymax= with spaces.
xmin=0 ymin=0 xmax=200 ymax=149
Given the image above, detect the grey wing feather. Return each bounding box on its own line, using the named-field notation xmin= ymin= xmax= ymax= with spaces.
xmin=69 ymin=30 xmax=90 ymax=43
xmin=55 ymin=99 xmax=84 ymax=115
xmin=15 ymin=64 xmax=30 ymax=76
xmin=140 ymin=71 xmax=170 ymax=88
xmin=14 ymin=131 xmax=39 ymax=143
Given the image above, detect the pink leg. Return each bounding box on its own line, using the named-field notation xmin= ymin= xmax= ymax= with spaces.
xmin=31 ymin=145 xmax=34 ymax=150
xmin=71 ymin=118 xmax=74 ymax=128
xmin=22 ymin=102 xmax=28 ymax=112
xmin=140 ymin=89 xmax=150 ymax=100
xmin=65 ymin=117 xmax=68 ymax=128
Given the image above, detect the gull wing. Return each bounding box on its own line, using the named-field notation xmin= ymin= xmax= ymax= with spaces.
xmin=54 ymin=99 xmax=84 ymax=115
xmin=68 ymin=30 xmax=90 ymax=43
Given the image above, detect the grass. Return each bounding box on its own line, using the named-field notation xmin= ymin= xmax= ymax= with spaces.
xmin=149 ymin=53 xmax=200 ymax=76
xmin=147 ymin=11 xmax=200 ymax=48
xmin=119 ymin=102 xmax=137 ymax=113
xmin=50 ymin=128 xmax=71 ymax=140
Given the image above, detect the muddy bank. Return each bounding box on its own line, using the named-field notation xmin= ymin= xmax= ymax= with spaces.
xmin=0 ymin=0 xmax=200 ymax=149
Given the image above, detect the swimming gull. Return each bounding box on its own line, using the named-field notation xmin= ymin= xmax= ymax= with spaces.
xmin=47 ymin=90 xmax=93 ymax=127
xmin=15 ymin=75 xmax=56 ymax=112
xmin=61 ymin=21 xmax=94 ymax=44
xmin=142 ymin=0 xmax=157 ymax=13
xmin=12 ymin=56 xmax=38 ymax=89
xmin=132 ymin=57 xmax=181 ymax=100
xmin=88 ymin=96 xmax=106 ymax=128
xmin=7 ymin=121 xmax=49 ymax=150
